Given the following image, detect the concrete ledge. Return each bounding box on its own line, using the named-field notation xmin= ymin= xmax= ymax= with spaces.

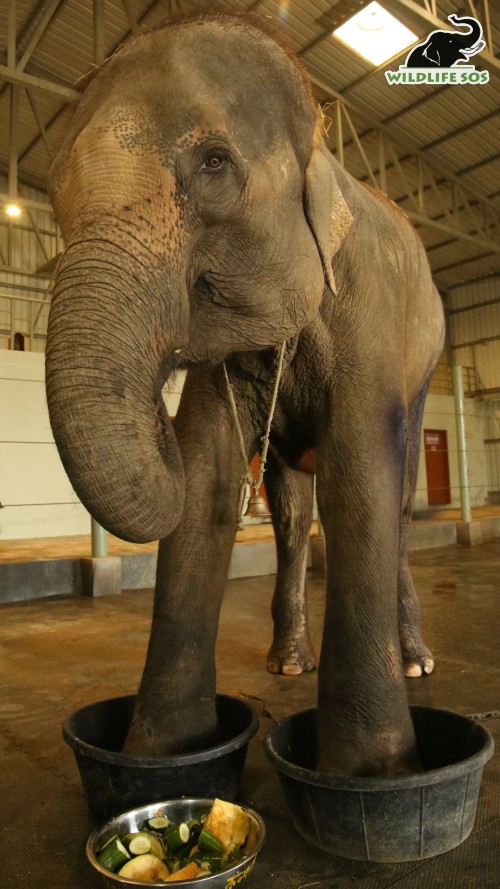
xmin=121 ymin=552 xmax=157 ymax=589
xmin=0 ymin=558 xmax=81 ymax=604
xmin=81 ymin=557 xmax=122 ymax=597
xmin=478 ymin=517 xmax=500 ymax=542
xmin=456 ymin=521 xmax=483 ymax=546
xmin=409 ymin=521 xmax=457 ymax=551
xmin=1 ymin=516 xmax=498 ymax=603
xmin=228 ymin=540 xmax=277 ymax=579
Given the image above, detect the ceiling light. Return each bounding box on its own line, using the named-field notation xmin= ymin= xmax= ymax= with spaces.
xmin=333 ymin=2 xmax=418 ymax=66
xmin=6 ymin=203 xmax=22 ymax=217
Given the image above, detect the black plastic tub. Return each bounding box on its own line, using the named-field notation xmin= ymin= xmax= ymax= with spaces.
xmin=63 ymin=694 xmax=258 ymax=823
xmin=264 ymin=706 xmax=494 ymax=862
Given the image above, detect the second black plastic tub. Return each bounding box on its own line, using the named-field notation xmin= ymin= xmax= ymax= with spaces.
xmin=63 ymin=693 xmax=258 ymax=822
xmin=264 ymin=705 xmax=494 ymax=862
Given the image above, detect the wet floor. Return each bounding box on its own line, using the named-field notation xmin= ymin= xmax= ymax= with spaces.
xmin=1 ymin=538 xmax=499 ymax=888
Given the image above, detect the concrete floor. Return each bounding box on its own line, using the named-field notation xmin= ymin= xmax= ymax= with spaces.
xmin=1 ymin=538 xmax=500 ymax=888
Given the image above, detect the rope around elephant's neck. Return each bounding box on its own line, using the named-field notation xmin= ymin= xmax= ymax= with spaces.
xmin=223 ymin=340 xmax=287 ymax=514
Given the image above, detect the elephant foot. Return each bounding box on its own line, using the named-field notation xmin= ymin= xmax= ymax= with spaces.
xmin=123 ymin=697 xmax=218 ymax=756
xmin=402 ymin=638 xmax=435 ymax=678
xmin=267 ymin=634 xmax=317 ymax=675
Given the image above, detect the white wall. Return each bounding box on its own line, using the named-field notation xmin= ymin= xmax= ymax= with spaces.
xmin=1 ymin=350 xmax=492 ymax=540
xmin=0 ymin=350 xmax=185 ymax=540
xmin=415 ymin=393 xmax=489 ymax=510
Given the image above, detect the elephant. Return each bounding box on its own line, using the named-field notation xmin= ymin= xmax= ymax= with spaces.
xmin=405 ymin=14 xmax=486 ymax=67
xmin=45 ymin=12 xmax=445 ymax=776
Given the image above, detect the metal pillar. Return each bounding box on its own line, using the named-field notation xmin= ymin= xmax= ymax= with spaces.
xmin=452 ymin=365 xmax=472 ymax=523
xmin=88 ymin=0 xmax=108 ymax=563
xmin=91 ymin=516 xmax=108 ymax=557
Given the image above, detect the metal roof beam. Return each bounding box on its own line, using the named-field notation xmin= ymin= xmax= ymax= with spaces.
xmin=7 ymin=0 xmax=16 ymax=68
xmin=327 ymin=94 xmax=500 ymax=254
xmin=26 ymin=88 xmax=54 ymax=160
xmin=447 ymin=270 xmax=500 ymax=289
xmin=448 ymin=295 xmax=500 ymax=315
xmin=457 ymin=151 xmax=500 ymax=177
xmin=432 ymin=250 xmax=496 ymax=274
xmin=0 ymin=63 xmax=77 ymax=98
xmin=421 ymin=109 xmax=500 ymax=153
xmin=17 ymin=0 xmax=68 ymax=72
xmin=404 ymin=213 xmax=500 ymax=253
xmin=0 ymin=192 xmax=53 ymax=212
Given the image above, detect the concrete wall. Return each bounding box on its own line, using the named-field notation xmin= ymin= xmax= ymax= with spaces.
xmin=1 ymin=351 xmax=491 ymax=540
xmin=415 ymin=393 xmax=488 ymax=510
xmin=0 ymin=350 xmax=185 ymax=540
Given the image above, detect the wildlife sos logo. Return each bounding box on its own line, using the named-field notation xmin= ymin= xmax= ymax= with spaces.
xmin=385 ymin=14 xmax=489 ymax=85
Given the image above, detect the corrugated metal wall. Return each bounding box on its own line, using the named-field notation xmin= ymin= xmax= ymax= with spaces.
xmin=0 ymin=174 xmax=59 ymax=353
xmin=448 ymin=276 xmax=500 ymax=397
xmin=447 ymin=276 xmax=500 ymax=496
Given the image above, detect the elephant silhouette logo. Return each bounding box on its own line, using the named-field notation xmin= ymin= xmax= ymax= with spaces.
xmin=385 ymin=14 xmax=489 ymax=85
xmin=404 ymin=14 xmax=485 ymax=67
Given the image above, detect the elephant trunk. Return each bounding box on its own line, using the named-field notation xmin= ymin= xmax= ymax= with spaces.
xmin=45 ymin=238 xmax=186 ymax=543
xmin=448 ymin=14 xmax=482 ymax=47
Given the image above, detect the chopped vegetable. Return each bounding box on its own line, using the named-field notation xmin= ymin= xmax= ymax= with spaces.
xmin=147 ymin=815 xmax=170 ymax=830
xmin=97 ymin=837 xmax=130 ymax=872
xmin=128 ymin=835 xmax=152 ymax=856
xmin=203 ymin=798 xmax=251 ymax=854
xmin=198 ymin=853 xmax=224 ymax=871
xmin=164 ymin=861 xmax=203 ymax=882
xmin=118 ymin=853 xmax=170 ymax=881
xmin=164 ymin=823 xmax=190 ymax=853
xmin=198 ymin=828 xmax=224 ymax=855
xmin=123 ymin=832 xmax=166 ymax=860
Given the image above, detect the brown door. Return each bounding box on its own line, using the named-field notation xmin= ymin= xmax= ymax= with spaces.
xmin=424 ymin=429 xmax=451 ymax=506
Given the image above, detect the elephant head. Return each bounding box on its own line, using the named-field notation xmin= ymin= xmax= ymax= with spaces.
xmin=405 ymin=14 xmax=485 ymax=67
xmin=46 ymin=14 xmax=352 ymax=544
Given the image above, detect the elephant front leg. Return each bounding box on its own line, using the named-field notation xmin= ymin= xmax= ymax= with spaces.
xmin=265 ymin=452 xmax=317 ymax=675
xmin=316 ymin=401 xmax=419 ymax=776
xmin=124 ymin=371 xmax=251 ymax=756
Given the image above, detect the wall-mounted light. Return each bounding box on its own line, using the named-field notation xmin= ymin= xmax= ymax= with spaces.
xmin=6 ymin=203 xmax=22 ymax=217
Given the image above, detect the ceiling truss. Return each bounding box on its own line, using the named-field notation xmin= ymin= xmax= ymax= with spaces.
xmin=0 ymin=0 xmax=498 ymax=294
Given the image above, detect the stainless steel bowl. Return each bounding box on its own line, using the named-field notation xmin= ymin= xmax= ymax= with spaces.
xmin=87 ymin=797 xmax=266 ymax=888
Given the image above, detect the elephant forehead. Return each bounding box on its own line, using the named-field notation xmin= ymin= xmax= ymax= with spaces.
xmin=69 ymin=20 xmax=316 ymax=165
xmin=108 ymin=104 xmax=230 ymax=167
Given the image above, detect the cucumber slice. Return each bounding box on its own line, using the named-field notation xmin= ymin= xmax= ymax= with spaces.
xmin=128 ymin=835 xmax=152 ymax=856
xmin=147 ymin=816 xmax=170 ymax=830
xmin=164 ymin=822 xmax=190 ymax=853
xmin=198 ymin=828 xmax=224 ymax=855
xmin=97 ymin=838 xmax=130 ymax=872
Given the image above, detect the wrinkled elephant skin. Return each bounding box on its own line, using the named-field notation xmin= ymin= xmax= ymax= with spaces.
xmin=45 ymin=14 xmax=445 ymax=776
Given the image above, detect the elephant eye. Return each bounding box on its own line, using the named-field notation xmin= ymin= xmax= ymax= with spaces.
xmin=200 ymin=150 xmax=228 ymax=173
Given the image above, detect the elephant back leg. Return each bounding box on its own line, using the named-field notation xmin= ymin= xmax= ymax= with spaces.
xmin=399 ymin=381 xmax=434 ymax=677
xmin=265 ymin=451 xmax=317 ymax=675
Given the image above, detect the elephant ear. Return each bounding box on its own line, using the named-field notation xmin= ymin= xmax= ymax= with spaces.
xmin=304 ymin=142 xmax=353 ymax=293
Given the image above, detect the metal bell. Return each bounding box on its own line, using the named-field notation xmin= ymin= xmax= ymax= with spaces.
xmin=244 ymin=492 xmax=271 ymax=519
